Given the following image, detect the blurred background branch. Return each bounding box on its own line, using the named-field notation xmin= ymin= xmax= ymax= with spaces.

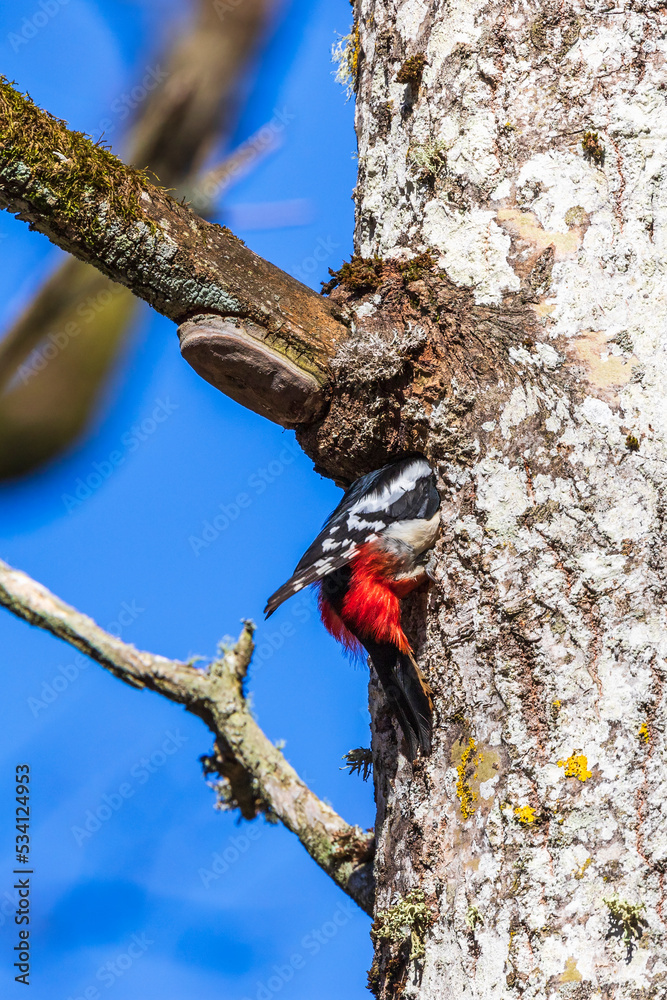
xmin=0 ymin=0 xmax=270 ymax=479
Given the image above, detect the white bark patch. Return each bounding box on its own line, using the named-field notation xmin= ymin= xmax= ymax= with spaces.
xmin=426 ymin=0 xmax=483 ymax=63
xmin=516 ymin=152 xmax=606 ymax=234
xmin=395 ymin=0 xmax=429 ymax=40
xmin=479 ymin=776 xmax=498 ymax=800
xmin=499 ymin=384 xmax=541 ymax=439
xmin=437 ymin=111 xmax=501 ymax=188
xmin=474 ymin=459 xmax=530 ymax=536
xmin=423 ymin=202 xmax=520 ymax=305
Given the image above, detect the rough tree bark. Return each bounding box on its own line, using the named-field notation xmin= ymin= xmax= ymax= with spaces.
xmin=344 ymin=2 xmax=667 ymax=997
xmin=2 ymin=1 xmax=667 ymax=996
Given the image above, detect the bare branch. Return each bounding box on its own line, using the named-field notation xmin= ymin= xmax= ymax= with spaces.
xmin=0 ymin=558 xmax=374 ymax=914
xmin=0 ymin=79 xmax=348 ymax=426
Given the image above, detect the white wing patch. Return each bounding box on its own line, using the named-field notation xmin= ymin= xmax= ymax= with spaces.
xmin=346 ymin=512 xmax=385 ymax=532
xmin=265 ymin=455 xmax=438 ymax=618
xmin=348 ymin=459 xmax=430 ymax=516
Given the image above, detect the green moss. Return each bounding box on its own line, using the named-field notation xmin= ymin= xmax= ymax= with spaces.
xmin=466 ymin=905 xmax=483 ymax=930
xmin=625 ymin=434 xmax=640 ymax=453
xmin=0 ymin=76 xmax=158 ymax=234
xmin=221 ymin=224 xmax=245 ymax=247
xmin=400 ymin=249 xmax=438 ymax=282
xmin=582 ymin=131 xmax=605 ymax=165
xmin=321 ymin=255 xmax=384 ymax=294
xmin=331 ymin=826 xmax=374 ymax=865
xmin=371 ymin=889 xmax=433 ymax=961
xmin=396 ymin=54 xmax=426 ymax=86
xmin=321 ymin=250 xmax=437 ymax=295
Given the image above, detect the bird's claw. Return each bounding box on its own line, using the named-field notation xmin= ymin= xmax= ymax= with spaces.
xmin=424 ymin=550 xmax=439 ymax=583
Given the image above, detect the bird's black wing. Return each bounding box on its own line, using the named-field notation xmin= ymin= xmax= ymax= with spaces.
xmin=264 ymin=455 xmax=436 ymax=617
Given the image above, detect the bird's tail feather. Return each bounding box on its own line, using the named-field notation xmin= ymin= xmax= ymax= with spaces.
xmin=365 ymin=640 xmax=433 ymax=759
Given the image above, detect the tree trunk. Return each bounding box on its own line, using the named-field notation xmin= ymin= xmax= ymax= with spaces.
xmin=3 ymin=2 xmax=667 ymax=995
xmin=335 ymin=1 xmax=667 ymax=996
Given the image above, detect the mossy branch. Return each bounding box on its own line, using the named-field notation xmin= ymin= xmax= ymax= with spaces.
xmin=0 ymin=78 xmax=347 ymax=426
xmin=0 ymin=557 xmax=375 ymax=914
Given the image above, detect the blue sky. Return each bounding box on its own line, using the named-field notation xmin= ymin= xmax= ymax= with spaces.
xmin=0 ymin=2 xmax=375 ymax=997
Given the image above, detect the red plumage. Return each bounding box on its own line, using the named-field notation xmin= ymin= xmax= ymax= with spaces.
xmin=317 ymin=543 xmax=423 ymax=655
xmin=265 ymin=455 xmax=440 ymax=758
xmin=317 ymin=590 xmax=362 ymax=654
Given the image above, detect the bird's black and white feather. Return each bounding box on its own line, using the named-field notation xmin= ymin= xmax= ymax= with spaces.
xmin=264 ymin=455 xmax=439 ymax=617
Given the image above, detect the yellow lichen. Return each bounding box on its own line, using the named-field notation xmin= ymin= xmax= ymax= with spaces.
xmin=573 ymin=857 xmax=593 ymax=880
xmin=559 ymin=957 xmax=583 ymax=983
xmin=455 ymin=737 xmax=479 ymax=819
xmin=638 ymin=722 xmax=650 ymax=744
xmin=557 ymin=751 xmax=592 ymax=781
xmin=514 ymin=806 xmax=537 ymax=825
xmin=332 ymin=25 xmax=360 ymax=100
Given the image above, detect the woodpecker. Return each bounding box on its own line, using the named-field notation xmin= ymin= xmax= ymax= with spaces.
xmin=264 ymin=454 xmax=441 ymax=759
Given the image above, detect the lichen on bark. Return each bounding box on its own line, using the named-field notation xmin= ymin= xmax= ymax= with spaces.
xmin=345 ymin=0 xmax=667 ymax=996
